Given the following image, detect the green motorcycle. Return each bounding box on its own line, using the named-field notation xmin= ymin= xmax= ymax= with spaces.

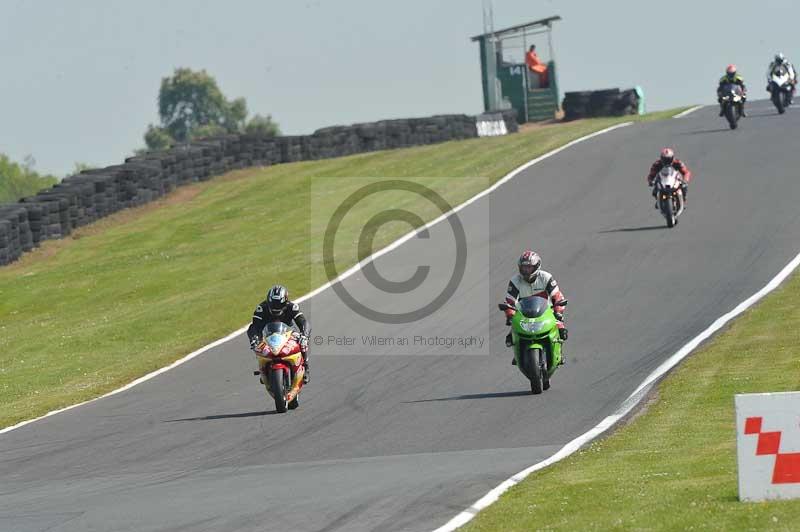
xmin=498 ymin=296 xmax=567 ymax=394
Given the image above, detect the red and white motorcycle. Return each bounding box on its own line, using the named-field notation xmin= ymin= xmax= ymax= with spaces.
xmin=653 ymin=166 xmax=685 ymax=228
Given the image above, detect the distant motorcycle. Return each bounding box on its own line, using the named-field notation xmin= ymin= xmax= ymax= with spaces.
xmin=254 ymin=322 xmax=306 ymax=413
xmin=653 ymin=166 xmax=685 ymax=228
xmin=498 ymin=296 xmax=567 ymax=395
xmin=768 ymin=65 xmax=793 ymax=114
xmin=719 ymin=83 xmax=744 ymax=129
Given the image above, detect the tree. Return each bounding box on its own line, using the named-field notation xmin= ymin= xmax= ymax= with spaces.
xmin=0 ymin=154 xmax=58 ymax=204
xmin=157 ymin=68 xmax=246 ymax=142
xmin=245 ymin=114 xmax=281 ymax=137
xmin=144 ymin=124 xmax=174 ymax=151
xmin=72 ymin=162 xmax=95 ymax=175
xmin=142 ymin=67 xmax=280 ymax=150
xmin=223 ymin=97 xmax=248 ymax=133
xmin=189 ymin=123 xmax=227 ymax=140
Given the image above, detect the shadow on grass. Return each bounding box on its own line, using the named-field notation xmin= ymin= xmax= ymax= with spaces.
xmin=598 ymin=225 xmax=666 ymax=234
xmin=164 ymin=410 xmax=277 ymax=422
xmin=403 ymin=390 xmax=532 ymax=403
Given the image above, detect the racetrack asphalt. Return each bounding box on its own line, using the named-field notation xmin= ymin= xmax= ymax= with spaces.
xmin=3 ymin=101 xmax=800 ymax=532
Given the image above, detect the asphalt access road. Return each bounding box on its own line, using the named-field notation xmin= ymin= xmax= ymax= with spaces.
xmin=3 ymin=101 xmax=800 ymax=532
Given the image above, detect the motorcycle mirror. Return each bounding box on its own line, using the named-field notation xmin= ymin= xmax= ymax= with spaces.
xmin=498 ymin=303 xmax=511 ymax=311
xmin=556 ymin=299 xmax=568 ymax=307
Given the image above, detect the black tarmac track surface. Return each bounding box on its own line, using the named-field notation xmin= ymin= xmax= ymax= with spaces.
xmin=3 ymin=102 xmax=800 ymax=532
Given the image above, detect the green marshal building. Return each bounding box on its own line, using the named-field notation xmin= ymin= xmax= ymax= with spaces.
xmin=471 ymin=15 xmax=562 ymax=124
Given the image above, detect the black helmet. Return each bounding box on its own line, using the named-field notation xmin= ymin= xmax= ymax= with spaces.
xmin=266 ymin=285 xmax=288 ymax=315
xmin=775 ymin=52 xmax=786 ymax=65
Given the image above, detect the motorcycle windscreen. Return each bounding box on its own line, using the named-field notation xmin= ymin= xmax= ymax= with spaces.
xmin=772 ymin=68 xmax=790 ymax=84
xmin=263 ymin=321 xmax=291 ymax=337
xmin=659 ymin=168 xmax=679 ymax=188
xmin=265 ymin=333 xmax=286 ymax=354
xmin=721 ymin=82 xmax=741 ymax=96
xmin=517 ymin=295 xmax=550 ymax=319
xmin=772 ymin=66 xmax=788 ymax=77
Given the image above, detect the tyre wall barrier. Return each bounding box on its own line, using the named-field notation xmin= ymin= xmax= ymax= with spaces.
xmin=0 ymin=112 xmax=517 ymax=266
xmin=562 ymin=88 xmax=642 ymax=121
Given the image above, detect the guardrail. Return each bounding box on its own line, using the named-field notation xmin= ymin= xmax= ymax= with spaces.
xmin=0 ymin=112 xmax=518 ymax=266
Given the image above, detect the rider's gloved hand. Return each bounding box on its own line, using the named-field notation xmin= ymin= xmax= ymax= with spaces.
xmin=299 ymin=334 xmax=309 ymax=351
xmin=250 ymin=336 xmax=261 ymax=351
xmin=559 ymin=328 xmax=569 ymax=341
xmin=504 ymin=308 xmax=515 ymax=326
xmin=554 ymin=311 xmax=564 ymax=322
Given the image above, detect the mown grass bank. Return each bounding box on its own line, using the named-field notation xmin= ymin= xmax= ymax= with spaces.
xmin=463 ymin=264 xmax=800 ymax=530
xmin=0 ymin=109 xmax=686 ymax=429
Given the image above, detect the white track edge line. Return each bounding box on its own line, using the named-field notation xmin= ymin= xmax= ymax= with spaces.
xmin=672 ymin=105 xmax=704 ymax=118
xmin=0 ymin=121 xmax=633 ymax=436
xmin=431 ymin=249 xmax=800 ymax=532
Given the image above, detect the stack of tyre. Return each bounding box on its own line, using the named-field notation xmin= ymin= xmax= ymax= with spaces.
xmin=0 ymin=112 xmax=520 ymax=267
xmin=563 ymin=88 xmax=640 ymax=120
xmin=0 ymin=205 xmax=33 ymax=266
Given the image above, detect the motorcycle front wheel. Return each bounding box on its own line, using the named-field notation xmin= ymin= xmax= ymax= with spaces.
xmin=269 ymin=369 xmax=289 ymax=413
xmin=773 ymin=91 xmax=785 ymax=114
xmin=725 ymin=104 xmax=738 ymax=129
xmin=528 ymin=348 xmax=544 ymax=395
xmin=661 ymin=196 xmax=675 ymax=228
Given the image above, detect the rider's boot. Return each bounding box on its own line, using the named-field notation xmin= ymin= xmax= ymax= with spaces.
xmin=505 ymin=332 xmax=517 ymax=365
xmin=303 ymin=362 xmax=310 ymax=384
xmin=718 ymin=104 xmax=724 ymax=117
xmin=740 ymin=102 xmax=747 ymax=117
xmin=559 ymin=327 xmax=568 ymax=365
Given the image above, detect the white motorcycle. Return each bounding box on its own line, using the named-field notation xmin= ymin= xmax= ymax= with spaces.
xmin=653 ymin=166 xmax=685 ymax=228
xmin=768 ymin=65 xmax=794 ymax=114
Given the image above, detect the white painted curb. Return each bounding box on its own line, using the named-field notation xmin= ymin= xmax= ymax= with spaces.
xmin=431 ymin=250 xmax=800 ymax=532
xmin=673 ymin=105 xmax=704 ymax=118
xmin=0 ymin=121 xmax=632 ymax=436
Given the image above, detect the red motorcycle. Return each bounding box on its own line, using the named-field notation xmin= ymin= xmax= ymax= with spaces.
xmin=254 ymin=322 xmax=306 ymax=413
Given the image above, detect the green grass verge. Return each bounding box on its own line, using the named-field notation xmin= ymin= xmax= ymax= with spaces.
xmin=0 ymin=108 xmax=686 ymax=429
xmin=463 ymin=270 xmax=800 ymax=530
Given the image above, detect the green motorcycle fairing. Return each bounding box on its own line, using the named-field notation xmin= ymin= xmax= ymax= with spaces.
xmin=509 ymin=295 xmax=562 ymax=376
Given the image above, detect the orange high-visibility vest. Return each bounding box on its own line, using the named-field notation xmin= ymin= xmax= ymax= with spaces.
xmin=526 ymin=51 xmax=546 ymax=73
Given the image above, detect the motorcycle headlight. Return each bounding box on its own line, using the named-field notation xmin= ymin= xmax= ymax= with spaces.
xmin=520 ymin=320 xmax=545 ymax=333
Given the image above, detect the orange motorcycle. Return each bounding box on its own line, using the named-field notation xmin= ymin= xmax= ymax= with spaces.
xmin=254 ymin=322 xmax=306 ymax=413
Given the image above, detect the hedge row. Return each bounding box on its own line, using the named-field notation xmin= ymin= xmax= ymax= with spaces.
xmin=0 ymin=112 xmax=518 ymax=266
xmin=562 ymin=88 xmax=640 ymax=120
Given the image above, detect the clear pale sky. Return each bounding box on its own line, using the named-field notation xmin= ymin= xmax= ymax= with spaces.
xmin=1 ymin=0 xmax=797 ymax=175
